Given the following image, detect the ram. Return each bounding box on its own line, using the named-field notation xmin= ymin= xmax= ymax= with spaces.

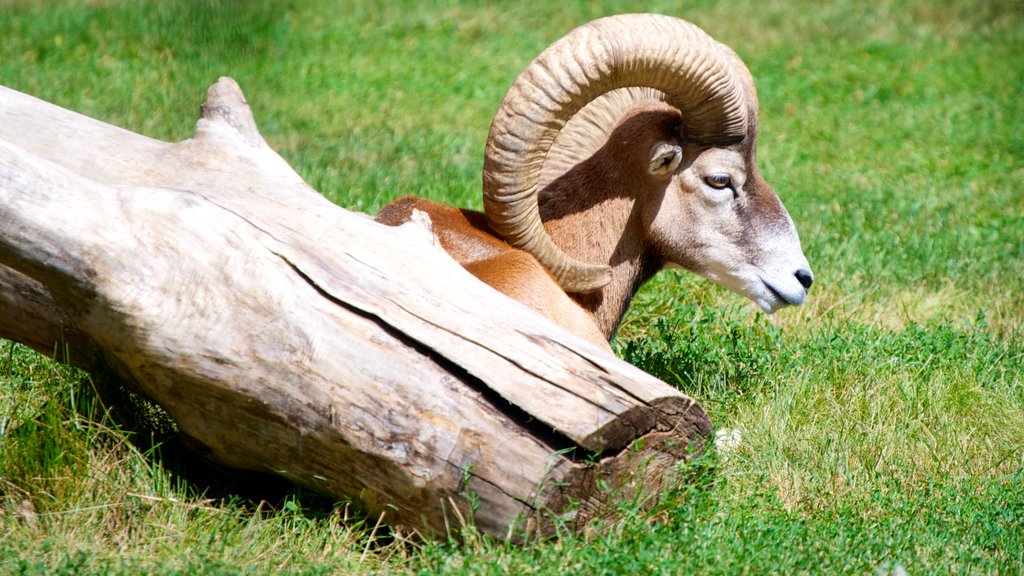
xmin=377 ymin=14 xmax=813 ymax=347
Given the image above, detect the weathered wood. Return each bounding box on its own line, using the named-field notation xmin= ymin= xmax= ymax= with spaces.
xmin=0 ymin=79 xmax=710 ymax=539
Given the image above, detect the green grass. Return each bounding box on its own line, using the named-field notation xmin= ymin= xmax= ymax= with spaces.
xmin=2 ymin=0 xmax=1023 ymax=573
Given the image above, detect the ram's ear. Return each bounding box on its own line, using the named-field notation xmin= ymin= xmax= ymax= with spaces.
xmin=648 ymin=142 xmax=682 ymax=177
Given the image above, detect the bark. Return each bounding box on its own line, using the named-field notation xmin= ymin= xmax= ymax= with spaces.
xmin=0 ymin=78 xmax=710 ymax=539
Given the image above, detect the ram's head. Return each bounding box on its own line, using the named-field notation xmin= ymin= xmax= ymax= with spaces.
xmin=483 ymin=14 xmax=813 ymax=316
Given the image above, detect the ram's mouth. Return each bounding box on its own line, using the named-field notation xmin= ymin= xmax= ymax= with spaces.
xmin=763 ymin=280 xmax=793 ymax=305
xmin=758 ymin=276 xmax=806 ymax=309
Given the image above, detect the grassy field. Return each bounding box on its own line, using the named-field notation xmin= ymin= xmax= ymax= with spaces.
xmin=2 ymin=0 xmax=1023 ymax=573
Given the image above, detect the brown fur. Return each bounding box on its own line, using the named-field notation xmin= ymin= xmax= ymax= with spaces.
xmin=375 ymin=197 xmax=609 ymax=346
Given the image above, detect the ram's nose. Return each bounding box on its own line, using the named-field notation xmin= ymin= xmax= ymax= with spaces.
xmin=795 ymin=268 xmax=814 ymax=291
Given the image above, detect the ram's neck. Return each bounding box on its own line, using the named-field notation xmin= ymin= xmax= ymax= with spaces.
xmin=540 ymin=193 xmax=663 ymax=340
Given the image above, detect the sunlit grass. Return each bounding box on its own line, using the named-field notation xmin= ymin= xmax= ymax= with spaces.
xmin=2 ymin=0 xmax=1022 ymax=573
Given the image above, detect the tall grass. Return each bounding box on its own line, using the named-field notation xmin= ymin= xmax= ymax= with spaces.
xmin=2 ymin=0 xmax=1022 ymax=573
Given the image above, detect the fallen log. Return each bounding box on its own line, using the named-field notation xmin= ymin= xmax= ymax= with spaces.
xmin=0 ymin=78 xmax=710 ymax=539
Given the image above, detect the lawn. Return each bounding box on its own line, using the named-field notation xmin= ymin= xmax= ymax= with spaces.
xmin=2 ymin=0 xmax=1022 ymax=573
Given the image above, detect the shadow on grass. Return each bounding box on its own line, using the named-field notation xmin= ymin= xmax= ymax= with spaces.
xmin=98 ymin=369 xmax=344 ymax=516
xmin=0 ymin=354 xmax=345 ymax=523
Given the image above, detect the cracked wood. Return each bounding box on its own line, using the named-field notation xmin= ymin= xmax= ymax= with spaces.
xmin=0 ymin=78 xmax=710 ymax=539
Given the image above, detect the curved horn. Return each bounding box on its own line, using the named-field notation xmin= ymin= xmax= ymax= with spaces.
xmin=483 ymin=13 xmax=749 ymax=292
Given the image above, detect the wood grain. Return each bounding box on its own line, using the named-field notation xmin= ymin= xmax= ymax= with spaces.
xmin=0 ymin=79 xmax=710 ymax=539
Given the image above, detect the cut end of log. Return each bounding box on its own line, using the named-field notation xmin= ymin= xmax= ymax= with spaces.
xmin=528 ymin=396 xmax=711 ymax=538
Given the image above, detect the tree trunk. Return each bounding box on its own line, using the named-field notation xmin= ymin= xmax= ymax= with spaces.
xmin=0 ymin=78 xmax=710 ymax=539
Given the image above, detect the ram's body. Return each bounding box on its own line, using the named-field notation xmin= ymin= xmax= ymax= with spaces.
xmin=377 ymin=15 xmax=813 ymax=346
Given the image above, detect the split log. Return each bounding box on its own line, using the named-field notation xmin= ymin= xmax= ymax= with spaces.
xmin=0 ymin=78 xmax=711 ymax=539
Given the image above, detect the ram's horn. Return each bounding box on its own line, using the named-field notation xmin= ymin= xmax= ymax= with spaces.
xmin=483 ymin=13 xmax=749 ymax=293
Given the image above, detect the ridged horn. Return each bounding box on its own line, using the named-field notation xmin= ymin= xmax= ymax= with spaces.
xmin=483 ymin=13 xmax=749 ymax=293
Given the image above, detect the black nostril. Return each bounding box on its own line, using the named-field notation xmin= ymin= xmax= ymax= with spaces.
xmin=795 ymin=269 xmax=814 ymax=291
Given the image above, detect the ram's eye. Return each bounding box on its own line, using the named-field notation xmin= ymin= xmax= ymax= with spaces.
xmin=704 ymin=173 xmax=732 ymax=189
